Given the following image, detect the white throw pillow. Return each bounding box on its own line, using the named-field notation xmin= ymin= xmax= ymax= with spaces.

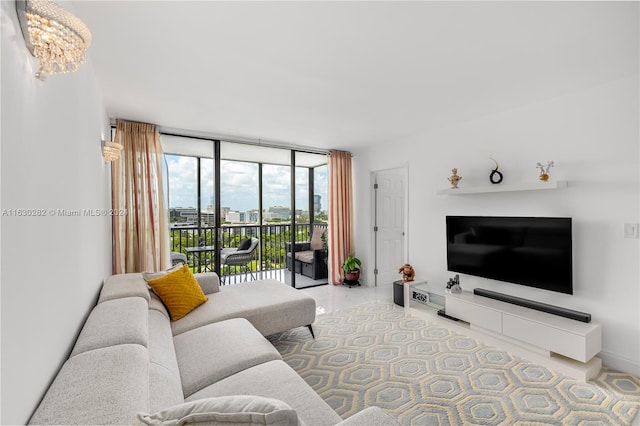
xmin=138 ymin=396 xmax=299 ymax=425
xmin=142 ymin=264 xmax=183 ymax=282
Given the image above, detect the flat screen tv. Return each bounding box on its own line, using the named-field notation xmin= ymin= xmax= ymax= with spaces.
xmin=446 ymin=216 xmax=573 ymax=295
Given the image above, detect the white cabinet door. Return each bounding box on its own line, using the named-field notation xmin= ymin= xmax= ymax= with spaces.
xmin=446 ymin=296 xmax=502 ymax=333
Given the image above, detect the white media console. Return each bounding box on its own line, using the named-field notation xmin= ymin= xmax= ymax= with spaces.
xmin=445 ymin=291 xmax=602 ymax=381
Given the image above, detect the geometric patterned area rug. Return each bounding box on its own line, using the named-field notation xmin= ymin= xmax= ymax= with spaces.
xmin=268 ymin=302 xmax=640 ymax=425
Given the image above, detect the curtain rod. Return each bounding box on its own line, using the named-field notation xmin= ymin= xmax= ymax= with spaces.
xmin=109 ymin=119 xmax=329 ymax=156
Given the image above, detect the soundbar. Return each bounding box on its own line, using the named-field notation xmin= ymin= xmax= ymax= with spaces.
xmin=473 ymin=288 xmax=591 ymax=323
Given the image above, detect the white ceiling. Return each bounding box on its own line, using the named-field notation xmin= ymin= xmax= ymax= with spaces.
xmin=71 ymin=1 xmax=638 ymax=152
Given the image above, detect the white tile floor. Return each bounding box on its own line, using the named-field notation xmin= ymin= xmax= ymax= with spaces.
xmin=300 ymin=283 xmax=396 ymax=315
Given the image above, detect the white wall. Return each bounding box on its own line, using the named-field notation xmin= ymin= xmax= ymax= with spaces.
xmin=1 ymin=2 xmax=112 ymax=423
xmin=353 ymin=76 xmax=639 ymax=376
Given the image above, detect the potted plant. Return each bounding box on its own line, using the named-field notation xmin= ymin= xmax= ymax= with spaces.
xmin=342 ymin=253 xmax=362 ymax=282
xmin=321 ymin=231 xmax=329 ymax=265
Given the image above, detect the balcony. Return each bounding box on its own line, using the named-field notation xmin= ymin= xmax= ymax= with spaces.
xmin=170 ymin=223 xmax=328 ymax=286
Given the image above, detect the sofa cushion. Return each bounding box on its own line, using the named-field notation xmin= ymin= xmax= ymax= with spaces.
xmin=138 ymin=395 xmax=299 ymax=425
xmin=71 ymin=297 xmax=149 ymax=356
xmin=174 ymin=318 xmax=282 ymax=398
xmin=193 ymin=272 xmax=220 ymax=294
xmin=148 ymin=310 xmax=184 ymax=411
xmin=149 ymin=292 xmax=171 ymax=320
xmin=150 ymin=363 xmax=185 ymax=414
xmin=294 ymin=251 xmax=314 ymax=263
xmin=99 ymin=273 xmax=150 ymax=304
xmin=29 ymin=344 xmax=149 ymax=425
xmin=309 ymin=227 xmax=325 ymax=250
xmin=186 ymin=360 xmax=341 ymax=426
xmin=147 ymin=265 xmax=208 ymax=321
xmin=170 ymin=280 xmax=316 ymax=337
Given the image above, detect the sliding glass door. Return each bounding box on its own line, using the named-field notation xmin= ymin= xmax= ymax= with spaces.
xmin=162 ymin=135 xmax=217 ymax=274
xmin=289 ymin=152 xmax=329 ymax=289
xmin=161 ymin=135 xmax=328 ymax=287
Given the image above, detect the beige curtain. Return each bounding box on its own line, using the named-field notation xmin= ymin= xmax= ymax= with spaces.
xmin=328 ymin=150 xmax=353 ymax=285
xmin=112 ymin=120 xmax=169 ymax=273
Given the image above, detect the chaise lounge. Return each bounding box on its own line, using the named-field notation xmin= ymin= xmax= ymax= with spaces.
xmin=29 ymin=270 xmax=398 ymax=425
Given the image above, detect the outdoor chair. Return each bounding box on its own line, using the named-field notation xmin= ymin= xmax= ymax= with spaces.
xmin=220 ymin=237 xmax=259 ymax=284
xmin=286 ymin=226 xmax=328 ymax=280
xmin=171 ymin=251 xmax=188 ymax=266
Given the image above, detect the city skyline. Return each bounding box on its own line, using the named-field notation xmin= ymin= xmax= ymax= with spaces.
xmin=165 ymin=155 xmax=328 ymax=212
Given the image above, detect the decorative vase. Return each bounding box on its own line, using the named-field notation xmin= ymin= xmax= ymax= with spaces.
xmin=536 ymin=161 xmax=554 ymax=182
xmin=448 ymin=168 xmax=462 ymax=189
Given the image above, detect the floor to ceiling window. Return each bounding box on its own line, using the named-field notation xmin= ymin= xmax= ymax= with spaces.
xmin=161 ymin=135 xmax=328 ymax=288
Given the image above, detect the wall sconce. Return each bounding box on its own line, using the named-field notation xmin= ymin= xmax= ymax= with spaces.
xmin=16 ymin=0 xmax=92 ymax=81
xmin=102 ymin=140 xmax=123 ymax=162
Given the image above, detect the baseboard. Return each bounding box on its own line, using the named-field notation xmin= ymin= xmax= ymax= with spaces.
xmin=597 ymin=350 xmax=640 ymax=376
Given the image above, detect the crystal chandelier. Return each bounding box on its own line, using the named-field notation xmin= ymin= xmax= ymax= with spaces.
xmin=16 ymin=0 xmax=92 ymax=81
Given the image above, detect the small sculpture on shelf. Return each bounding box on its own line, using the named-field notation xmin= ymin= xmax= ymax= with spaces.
xmin=398 ymin=263 xmax=415 ymax=282
xmin=445 ymin=274 xmax=462 ymax=294
xmin=536 ymin=161 xmax=554 ymax=181
xmin=448 ymin=168 xmax=462 ymax=189
xmin=489 ymin=158 xmax=503 ymax=184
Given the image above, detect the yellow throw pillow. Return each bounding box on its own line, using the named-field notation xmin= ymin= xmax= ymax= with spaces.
xmin=147 ymin=265 xmax=208 ymax=321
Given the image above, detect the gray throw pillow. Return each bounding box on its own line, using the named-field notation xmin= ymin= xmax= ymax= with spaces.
xmin=238 ymin=238 xmax=252 ymax=251
xmin=137 ymin=395 xmax=299 ymax=425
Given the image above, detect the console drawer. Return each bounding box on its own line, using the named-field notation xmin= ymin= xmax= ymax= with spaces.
xmin=446 ymin=296 xmax=502 ymax=333
xmin=502 ymin=313 xmax=587 ymax=362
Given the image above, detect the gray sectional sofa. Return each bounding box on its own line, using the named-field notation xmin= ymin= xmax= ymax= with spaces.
xmin=29 ymin=272 xmax=398 ymax=425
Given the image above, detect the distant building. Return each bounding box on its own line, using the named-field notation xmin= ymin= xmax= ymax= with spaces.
xmin=248 ymin=211 xmax=259 ymax=223
xmin=314 ymin=195 xmax=321 ymax=213
xmin=170 ymin=207 xmax=197 ymax=223
xmin=268 ymin=206 xmax=290 ymax=220
xmin=226 ymin=211 xmax=245 ymax=223
xmin=220 ymin=207 xmax=230 ymax=220
xmin=226 ymin=210 xmax=259 ymax=224
xmin=200 ymin=209 xmax=215 ymax=225
xmin=169 ymin=207 xmax=215 ymax=225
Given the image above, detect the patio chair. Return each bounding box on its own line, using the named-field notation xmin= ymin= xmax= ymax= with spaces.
xmin=220 ymin=238 xmax=259 ymax=284
xmin=286 ymin=227 xmax=328 ymax=280
xmin=171 ymin=251 xmax=188 ymax=266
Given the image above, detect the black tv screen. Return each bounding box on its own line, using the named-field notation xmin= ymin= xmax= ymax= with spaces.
xmin=446 ymin=216 xmax=573 ymax=294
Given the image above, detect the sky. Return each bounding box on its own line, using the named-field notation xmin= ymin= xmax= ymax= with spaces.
xmin=165 ymin=155 xmax=328 ymax=212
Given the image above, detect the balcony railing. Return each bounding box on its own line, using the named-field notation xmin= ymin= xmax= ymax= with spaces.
xmin=170 ymin=223 xmax=327 ymax=277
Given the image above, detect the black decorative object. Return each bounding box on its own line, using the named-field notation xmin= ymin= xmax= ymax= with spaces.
xmin=489 ymin=158 xmax=503 ymax=184
xmin=445 ymin=274 xmax=461 ymax=294
xmin=393 ymin=280 xmax=404 ymax=306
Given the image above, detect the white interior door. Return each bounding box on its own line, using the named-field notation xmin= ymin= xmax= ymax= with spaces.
xmin=373 ymin=167 xmax=406 ymax=286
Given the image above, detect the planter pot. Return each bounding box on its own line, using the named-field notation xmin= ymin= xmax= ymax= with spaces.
xmin=345 ymin=270 xmax=360 ymax=282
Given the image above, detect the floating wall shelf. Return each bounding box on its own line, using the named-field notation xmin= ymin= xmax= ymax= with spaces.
xmin=437 ymin=180 xmax=568 ymax=195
